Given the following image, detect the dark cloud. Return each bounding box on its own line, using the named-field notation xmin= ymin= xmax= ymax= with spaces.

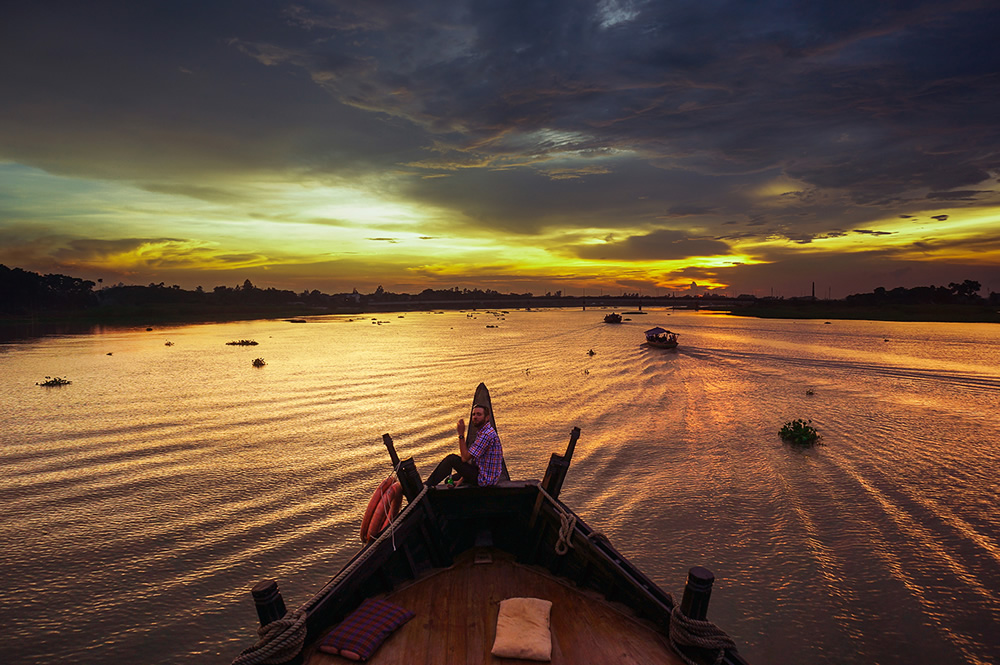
xmin=927 ymin=191 xmax=988 ymax=201
xmin=572 ymin=229 xmax=731 ymax=261
xmin=1 ymin=0 xmax=999 ymax=294
xmin=5 ymin=1 xmax=998 ymax=197
xmin=667 ymin=205 xmax=718 ymax=217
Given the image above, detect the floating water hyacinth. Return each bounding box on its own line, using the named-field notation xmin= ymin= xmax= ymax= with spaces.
xmin=780 ymin=419 xmax=820 ymax=445
xmin=37 ymin=376 xmax=71 ymax=387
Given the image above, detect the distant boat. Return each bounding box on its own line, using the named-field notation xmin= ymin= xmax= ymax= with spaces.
xmin=604 ymin=312 xmax=623 ymax=323
xmin=645 ymin=327 xmax=679 ymax=349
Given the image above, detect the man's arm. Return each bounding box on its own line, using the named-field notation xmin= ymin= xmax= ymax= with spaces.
xmin=457 ymin=418 xmax=471 ymax=462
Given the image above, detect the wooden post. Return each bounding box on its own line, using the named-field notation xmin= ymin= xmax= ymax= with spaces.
xmin=383 ymin=433 xmax=422 ymax=501
xmin=397 ymin=458 xmax=422 ymax=502
xmin=679 ymin=566 xmax=714 ymax=620
xmin=251 ymin=579 xmax=287 ymax=627
xmin=563 ymin=426 xmax=580 ymax=463
xmin=540 ymin=427 xmax=581 ymax=500
xmin=382 ymin=433 xmax=401 ymax=467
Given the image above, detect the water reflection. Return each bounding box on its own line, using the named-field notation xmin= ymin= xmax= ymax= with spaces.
xmin=1 ymin=309 xmax=998 ymax=665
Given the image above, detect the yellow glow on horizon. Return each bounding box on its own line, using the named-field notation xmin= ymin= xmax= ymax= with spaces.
xmin=6 ymin=161 xmax=999 ymax=295
xmin=735 ymin=204 xmax=1000 ymax=262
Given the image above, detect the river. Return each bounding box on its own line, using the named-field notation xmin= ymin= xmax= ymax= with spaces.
xmin=2 ymin=309 xmax=998 ymax=664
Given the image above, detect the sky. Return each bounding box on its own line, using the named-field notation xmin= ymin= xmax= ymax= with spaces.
xmin=2 ymin=1 xmax=999 ymax=298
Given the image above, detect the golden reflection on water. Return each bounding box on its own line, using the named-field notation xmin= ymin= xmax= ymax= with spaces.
xmin=2 ymin=309 xmax=1000 ymax=665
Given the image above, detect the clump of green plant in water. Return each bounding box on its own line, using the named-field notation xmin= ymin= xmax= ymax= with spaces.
xmin=780 ymin=419 xmax=820 ymax=445
xmin=37 ymin=376 xmax=71 ymax=386
xmin=227 ymin=339 xmax=259 ymax=346
xmin=252 ymin=358 xmax=266 ymax=367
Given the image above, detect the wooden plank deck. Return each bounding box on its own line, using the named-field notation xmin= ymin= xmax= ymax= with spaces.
xmin=304 ymin=548 xmax=686 ymax=665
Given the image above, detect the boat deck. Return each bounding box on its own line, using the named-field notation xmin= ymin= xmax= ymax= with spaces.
xmin=303 ymin=548 xmax=686 ymax=665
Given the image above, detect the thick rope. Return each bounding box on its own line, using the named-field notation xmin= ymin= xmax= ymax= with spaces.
xmin=231 ymin=610 xmax=308 ymax=665
xmin=554 ymin=507 xmax=576 ymax=555
xmin=536 ymin=484 xmax=737 ymax=662
xmin=668 ymin=604 xmax=738 ymax=665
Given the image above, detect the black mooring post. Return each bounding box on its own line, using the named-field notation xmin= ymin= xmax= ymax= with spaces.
xmin=251 ymin=579 xmax=287 ymax=627
xmin=541 ymin=452 xmax=568 ymax=498
xmin=397 ymin=458 xmax=422 ymax=501
xmin=541 ymin=427 xmax=582 ymax=500
xmin=382 ymin=433 xmax=401 ymax=467
xmin=680 ymin=566 xmax=715 ymax=620
xmin=383 ymin=433 xmax=422 ymax=501
xmin=563 ymin=427 xmax=581 ymax=463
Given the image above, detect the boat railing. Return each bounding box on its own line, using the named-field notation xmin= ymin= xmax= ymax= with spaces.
xmin=239 ymin=427 xmax=749 ymax=665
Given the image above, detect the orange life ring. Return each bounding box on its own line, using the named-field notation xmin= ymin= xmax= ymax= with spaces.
xmin=360 ymin=476 xmax=403 ymax=543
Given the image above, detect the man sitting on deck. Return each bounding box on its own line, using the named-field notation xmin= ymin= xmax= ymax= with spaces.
xmin=425 ymin=404 xmax=503 ymax=487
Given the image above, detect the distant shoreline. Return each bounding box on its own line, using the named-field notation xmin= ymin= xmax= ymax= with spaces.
xmin=2 ymin=301 xmax=998 ymax=337
xmin=726 ymin=302 xmax=1000 ymax=323
xmin=0 ymin=304 xmax=358 ymax=338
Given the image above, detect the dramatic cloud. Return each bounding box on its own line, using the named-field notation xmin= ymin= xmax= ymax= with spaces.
xmin=1 ymin=0 xmax=999 ymax=296
xmin=573 ymin=230 xmax=732 ymax=261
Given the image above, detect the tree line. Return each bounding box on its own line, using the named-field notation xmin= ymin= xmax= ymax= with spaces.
xmin=2 ymin=263 xmax=995 ymax=316
xmin=845 ymin=280 xmax=998 ymax=305
xmin=0 ymin=266 xmax=536 ymax=316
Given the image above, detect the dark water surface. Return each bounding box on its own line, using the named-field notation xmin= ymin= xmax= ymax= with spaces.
xmin=2 ymin=309 xmax=998 ymax=664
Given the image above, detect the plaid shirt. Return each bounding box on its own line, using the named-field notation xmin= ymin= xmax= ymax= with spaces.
xmin=468 ymin=420 xmax=503 ymax=486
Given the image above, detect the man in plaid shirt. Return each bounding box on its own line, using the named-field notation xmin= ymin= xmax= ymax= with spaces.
xmin=425 ymin=404 xmax=504 ymax=486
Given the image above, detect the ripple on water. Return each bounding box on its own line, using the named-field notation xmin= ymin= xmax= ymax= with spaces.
xmin=2 ymin=310 xmax=999 ymax=665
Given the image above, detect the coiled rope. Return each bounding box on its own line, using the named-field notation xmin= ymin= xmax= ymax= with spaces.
xmin=537 ymin=484 xmax=737 ymax=663
xmin=231 ymin=610 xmax=308 ymax=665
xmin=554 ymin=506 xmax=576 ymax=555
xmin=668 ymin=603 xmax=738 ymax=665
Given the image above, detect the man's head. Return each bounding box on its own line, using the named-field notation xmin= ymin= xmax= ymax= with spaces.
xmin=471 ymin=404 xmax=489 ymax=426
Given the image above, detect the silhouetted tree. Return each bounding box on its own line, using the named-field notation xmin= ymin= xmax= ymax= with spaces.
xmin=949 ymin=280 xmax=981 ymax=298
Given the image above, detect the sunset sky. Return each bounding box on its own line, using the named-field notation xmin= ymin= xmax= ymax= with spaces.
xmin=2 ymin=1 xmax=999 ymax=298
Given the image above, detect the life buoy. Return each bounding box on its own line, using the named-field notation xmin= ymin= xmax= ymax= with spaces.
xmin=360 ymin=476 xmax=403 ymax=543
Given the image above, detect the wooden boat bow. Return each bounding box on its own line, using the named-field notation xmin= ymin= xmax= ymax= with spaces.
xmin=234 ymin=398 xmax=748 ymax=665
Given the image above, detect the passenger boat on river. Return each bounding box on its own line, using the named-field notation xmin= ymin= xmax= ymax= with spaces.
xmin=232 ymin=384 xmax=746 ymax=665
xmin=645 ymin=327 xmax=680 ymax=349
xmin=604 ymin=312 xmax=623 ymax=323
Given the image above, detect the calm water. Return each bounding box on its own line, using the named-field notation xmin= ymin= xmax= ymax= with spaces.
xmin=2 ymin=309 xmax=998 ymax=665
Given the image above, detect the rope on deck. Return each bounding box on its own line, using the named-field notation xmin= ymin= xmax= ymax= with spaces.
xmin=231 ymin=610 xmax=308 ymax=665
xmin=668 ymin=604 xmax=738 ymax=665
xmin=554 ymin=506 xmax=576 ymax=555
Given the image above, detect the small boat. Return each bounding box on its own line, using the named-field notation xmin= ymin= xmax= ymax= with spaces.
xmin=645 ymin=327 xmax=679 ymax=349
xmin=232 ymin=385 xmax=746 ymax=665
xmin=604 ymin=312 xmax=623 ymax=323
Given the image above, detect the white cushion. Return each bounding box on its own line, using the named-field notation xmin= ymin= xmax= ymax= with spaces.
xmin=491 ymin=597 xmax=553 ymax=661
